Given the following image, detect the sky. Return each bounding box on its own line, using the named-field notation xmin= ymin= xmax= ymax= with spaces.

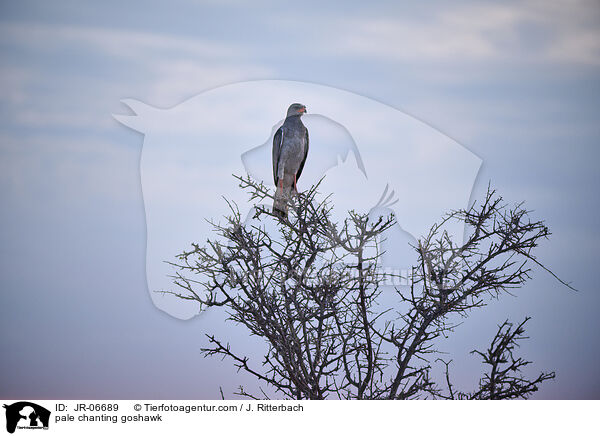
xmin=0 ymin=0 xmax=599 ymax=399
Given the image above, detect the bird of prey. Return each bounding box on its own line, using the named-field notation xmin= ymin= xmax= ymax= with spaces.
xmin=272 ymin=103 xmax=309 ymax=217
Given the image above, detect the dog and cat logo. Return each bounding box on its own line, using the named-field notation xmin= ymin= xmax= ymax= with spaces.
xmin=3 ymin=402 xmax=50 ymax=433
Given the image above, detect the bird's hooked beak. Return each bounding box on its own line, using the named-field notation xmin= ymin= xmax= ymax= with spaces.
xmin=298 ymin=106 xmax=307 ymax=114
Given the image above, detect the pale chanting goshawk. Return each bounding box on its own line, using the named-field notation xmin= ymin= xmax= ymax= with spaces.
xmin=272 ymin=103 xmax=309 ymax=217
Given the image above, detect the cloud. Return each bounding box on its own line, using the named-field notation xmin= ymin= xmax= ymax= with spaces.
xmin=0 ymin=21 xmax=273 ymax=129
xmin=315 ymin=0 xmax=600 ymax=66
xmin=0 ymin=133 xmax=139 ymax=206
xmin=147 ymin=60 xmax=272 ymax=105
xmin=0 ymin=22 xmax=240 ymax=61
xmin=0 ymin=66 xmax=33 ymax=105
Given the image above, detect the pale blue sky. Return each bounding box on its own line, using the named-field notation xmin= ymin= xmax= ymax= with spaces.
xmin=1 ymin=0 xmax=599 ymax=399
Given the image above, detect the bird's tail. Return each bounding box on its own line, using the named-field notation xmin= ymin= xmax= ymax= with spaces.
xmin=273 ymin=187 xmax=289 ymax=218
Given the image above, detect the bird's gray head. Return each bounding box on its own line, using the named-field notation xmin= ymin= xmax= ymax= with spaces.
xmin=286 ymin=103 xmax=307 ymax=118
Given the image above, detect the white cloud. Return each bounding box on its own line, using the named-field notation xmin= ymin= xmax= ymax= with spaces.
xmin=148 ymin=60 xmax=272 ymax=105
xmin=0 ymin=133 xmax=139 ymax=205
xmin=317 ymin=0 xmax=600 ymax=66
xmin=0 ymin=22 xmax=240 ymax=61
xmin=0 ymin=66 xmax=33 ymax=104
xmin=0 ymin=21 xmax=274 ymax=127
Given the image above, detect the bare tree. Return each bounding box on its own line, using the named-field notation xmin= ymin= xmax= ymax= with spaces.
xmin=166 ymin=176 xmax=568 ymax=399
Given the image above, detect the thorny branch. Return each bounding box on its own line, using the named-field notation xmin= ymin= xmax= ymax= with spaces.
xmin=166 ymin=175 xmax=566 ymax=399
